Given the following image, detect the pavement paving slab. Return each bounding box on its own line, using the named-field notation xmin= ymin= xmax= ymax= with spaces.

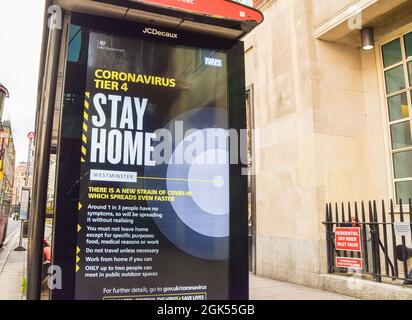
xmin=249 ymin=274 xmax=357 ymax=300
xmin=6 ymin=220 xmax=19 ymax=239
xmin=0 ymin=225 xmax=26 ymax=300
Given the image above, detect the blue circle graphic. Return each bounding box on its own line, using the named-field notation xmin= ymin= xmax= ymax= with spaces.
xmin=144 ymin=107 xmax=229 ymax=260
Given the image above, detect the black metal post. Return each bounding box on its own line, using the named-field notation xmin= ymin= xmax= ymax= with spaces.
xmin=354 ymin=202 xmax=360 ymax=259
xmin=373 ymin=201 xmax=381 ymax=282
xmin=399 ymin=200 xmax=409 ymax=280
xmin=381 ymin=200 xmax=389 ymax=277
xmin=361 ymin=201 xmax=369 ymax=273
xmin=390 ymin=199 xmax=399 ymax=279
xmin=409 ymin=199 xmax=412 ymax=255
xmin=27 ymin=10 xmax=62 ymax=300
xmin=341 ymin=203 xmax=346 ymax=258
xmin=348 ymin=202 xmax=354 ymax=258
xmin=408 ymin=199 xmax=412 ymax=282
xmin=326 ymin=204 xmax=333 ymax=274
xmin=368 ymin=201 xmax=378 ymax=280
xmin=335 ymin=203 xmax=340 ymax=258
xmin=13 ymin=220 xmax=26 ymax=252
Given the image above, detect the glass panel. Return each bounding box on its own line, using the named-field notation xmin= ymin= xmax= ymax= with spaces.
xmin=395 ymin=180 xmax=412 ymax=204
xmin=382 ymin=38 xmax=402 ymax=68
xmin=388 ymin=93 xmax=409 ymax=121
xmin=408 ymin=61 xmax=412 ymax=87
xmin=391 ymin=121 xmax=412 ymax=150
xmin=385 ymin=65 xmax=406 ymax=94
xmin=405 ymin=32 xmax=412 ymax=58
xmin=67 ymin=25 xmax=82 ymax=63
xmin=393 ymin=151 xmax=412 ymax=178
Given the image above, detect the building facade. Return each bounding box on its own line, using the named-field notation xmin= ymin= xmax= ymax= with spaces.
xmin=0 ymin=83 xmax=9 ymax=123
xmin=245 ymin=0 xmax=412 ymax=293
xmin=0 ymin=120 xmax=16 ymax=215
xmin=12 ymin=162 xmax=27 ymax=206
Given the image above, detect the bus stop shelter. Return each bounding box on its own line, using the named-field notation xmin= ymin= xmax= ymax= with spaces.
xmin=29 ymin=0 xmax=263 ymax=300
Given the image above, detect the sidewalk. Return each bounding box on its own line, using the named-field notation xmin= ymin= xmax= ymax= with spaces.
xmin=0 ymin=224 xmax=26 ymax=300
xmin=0 ymin=225 xmax=356 ymax=301
xmin=250 ymin=274 xmax=357 ymax=300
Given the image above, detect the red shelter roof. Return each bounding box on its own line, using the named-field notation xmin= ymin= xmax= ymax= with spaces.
xmin=57 ymin=0 xmax=264 ymax=39
xmin=134 ymin=0 xmax=264 ymax=24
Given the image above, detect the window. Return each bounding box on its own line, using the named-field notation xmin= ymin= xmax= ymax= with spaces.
xmin=382 ymin=32 xmax=412 ymax=204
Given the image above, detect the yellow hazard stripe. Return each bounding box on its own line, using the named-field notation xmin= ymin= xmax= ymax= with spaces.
xmin=81 ymin=92 xmax=90 ymax=165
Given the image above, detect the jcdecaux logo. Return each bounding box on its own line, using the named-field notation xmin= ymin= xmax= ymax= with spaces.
xmin=143 ymin=27 xmax=178 ymax=39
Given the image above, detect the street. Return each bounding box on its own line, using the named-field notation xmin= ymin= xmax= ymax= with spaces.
xmin=6 ymin=219 xmax=19 ymax=239
xmin=0 ymin=221 xmax=26 ymax=300
xmin=0 ymin=219 xmax=19 ymax=256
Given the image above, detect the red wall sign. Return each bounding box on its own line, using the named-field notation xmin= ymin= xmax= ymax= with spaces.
xmin=336 ymin=257 xmax=363 ymax=270
xmin=136 ymin=0 xmax=264 ymax=23
xmin=27 ymin=131 xmax=35 ymax=141
xmin=335 ymin=227 xmax=361 ymax=252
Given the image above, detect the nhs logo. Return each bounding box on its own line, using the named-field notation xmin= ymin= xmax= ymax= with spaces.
xmin=205 ymin=57 xmax=223 ymax=68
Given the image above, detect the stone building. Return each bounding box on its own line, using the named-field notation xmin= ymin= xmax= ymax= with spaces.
xmin=245 ymin=0 xmax=412 ymax=297
xmin=12 ymin=162 xmax=27 ymax=206
xmin=0 ymin=120 xmax=16 ymax=211
xmin=0 ymin=83 xmax=9 ymax=122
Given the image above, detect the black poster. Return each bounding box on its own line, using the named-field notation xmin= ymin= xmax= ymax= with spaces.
xmin=74 ymin=30 xmax=231 ymax=300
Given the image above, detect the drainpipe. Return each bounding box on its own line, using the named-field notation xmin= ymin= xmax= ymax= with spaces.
xmin=27 ymin=2 xmax=62 ymax=300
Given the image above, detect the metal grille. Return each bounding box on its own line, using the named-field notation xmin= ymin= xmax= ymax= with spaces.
xmin=324 ymin=200 xmax=412 ymax=285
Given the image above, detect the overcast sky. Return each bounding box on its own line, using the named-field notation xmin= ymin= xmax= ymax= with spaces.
xmin=0 ymin=0 xmax=45 ymax=163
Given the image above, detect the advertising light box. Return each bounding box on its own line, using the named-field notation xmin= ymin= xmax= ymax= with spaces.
xmin=52 ymin=14 xmax=247 ymax=300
